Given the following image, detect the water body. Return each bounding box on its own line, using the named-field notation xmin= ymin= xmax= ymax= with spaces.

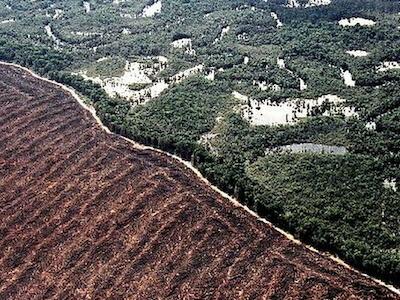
xmin=270 ymin=143 xmax=348 ymax=155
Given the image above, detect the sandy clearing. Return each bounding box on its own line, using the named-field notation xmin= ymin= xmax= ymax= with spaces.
xmin=277 ymin=57 xmax=285 ymax=69
xmin=0 ymin=18 xmax=15 ymax=24
xmin=341 ymin=69 xmax=356 ymax=87
xmin=346 ymin=50 xmax=370 ymax=57
xmin=383 ymin=179 xmax=397 ymax=192
xmin=366 ymin=121 xmax=377 ymax=130
xmin=44 ymin=24 xmax=64 ymax=49
xmin=83 ymin=1 xmax=91 ymax=13
xmin=286 ymin=0 xmax=331 ymax=8
xmin=142 ymin=0 xmax=162 ymax=17
xmin=306 ymin=0 xmax=331 ymax=7
xmin=377 ymin=61 xmax=400 ymax=72
xmin=238 ymin=92 xmax=357 ymax=126
xmin=53 ymin=9 xmax=63 ymax=19
xmin=214 ymin=26 xmax=230 ymax=44
xmin=171 ymin=38 xmax=191 ymax=48
xmin=299 ymin=78 xmax=307 ymax=91
xmin=339 ymin=17 xmax=376 ymax=26
xmin=271 ymin=12 xmax=283 ymax=28
xmin=76 ymin=59 xmax=204 ymax=104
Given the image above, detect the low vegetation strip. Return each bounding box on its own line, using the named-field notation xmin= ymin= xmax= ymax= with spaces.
xmin=0 ymin=64 xmax=398 ymax=299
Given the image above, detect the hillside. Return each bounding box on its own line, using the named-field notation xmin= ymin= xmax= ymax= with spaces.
xmin=0 ymin=64 xmax=398 ymax=299
xmin=0 ymin=0 xmax=399 ymax=288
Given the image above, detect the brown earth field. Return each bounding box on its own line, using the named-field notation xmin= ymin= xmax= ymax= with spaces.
xmin=0 ymin=63 xmax=398 ymax=300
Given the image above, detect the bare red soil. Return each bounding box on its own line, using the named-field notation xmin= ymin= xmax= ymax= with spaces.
xmin=0 ymin=64 xmax=398 ymax=299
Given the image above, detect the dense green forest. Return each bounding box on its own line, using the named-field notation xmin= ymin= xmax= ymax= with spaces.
xmin=0 ymin=0 xmax=399 ymax=285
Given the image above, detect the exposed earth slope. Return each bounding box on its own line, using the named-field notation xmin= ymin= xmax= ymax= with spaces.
xmin=0 ymin=64 xmax=398 ymax=299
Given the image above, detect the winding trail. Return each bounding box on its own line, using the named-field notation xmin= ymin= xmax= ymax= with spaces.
xmin=0 ymin=61 xmax=398 ymax=296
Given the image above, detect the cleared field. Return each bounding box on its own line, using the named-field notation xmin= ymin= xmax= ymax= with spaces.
xmin=0 ymin=64 xmax=398 ymax=299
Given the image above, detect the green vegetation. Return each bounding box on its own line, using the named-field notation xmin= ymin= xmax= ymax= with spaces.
xmin=125 ymin=77 xmax=235 ymax=158
xmin=128 ymin=83 xmax=151 ymax=91
xmin=85 ymin=57 xmax=126 ymax=78
xmin=248 ymin=154 xmax=399 ymax=277
xmin=0 ymin=0 xmax=399 ymax=285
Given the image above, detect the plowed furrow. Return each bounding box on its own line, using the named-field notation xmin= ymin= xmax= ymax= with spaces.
xmin=0 ymin=130 xmax=97 ymax=211
xmin=0 ymin=102 xmax=76 ymax=148
xmin=0 ymin=143 xmax=136 ymax=252
xmin=0 ymin=92 xmax=64 ymax=130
